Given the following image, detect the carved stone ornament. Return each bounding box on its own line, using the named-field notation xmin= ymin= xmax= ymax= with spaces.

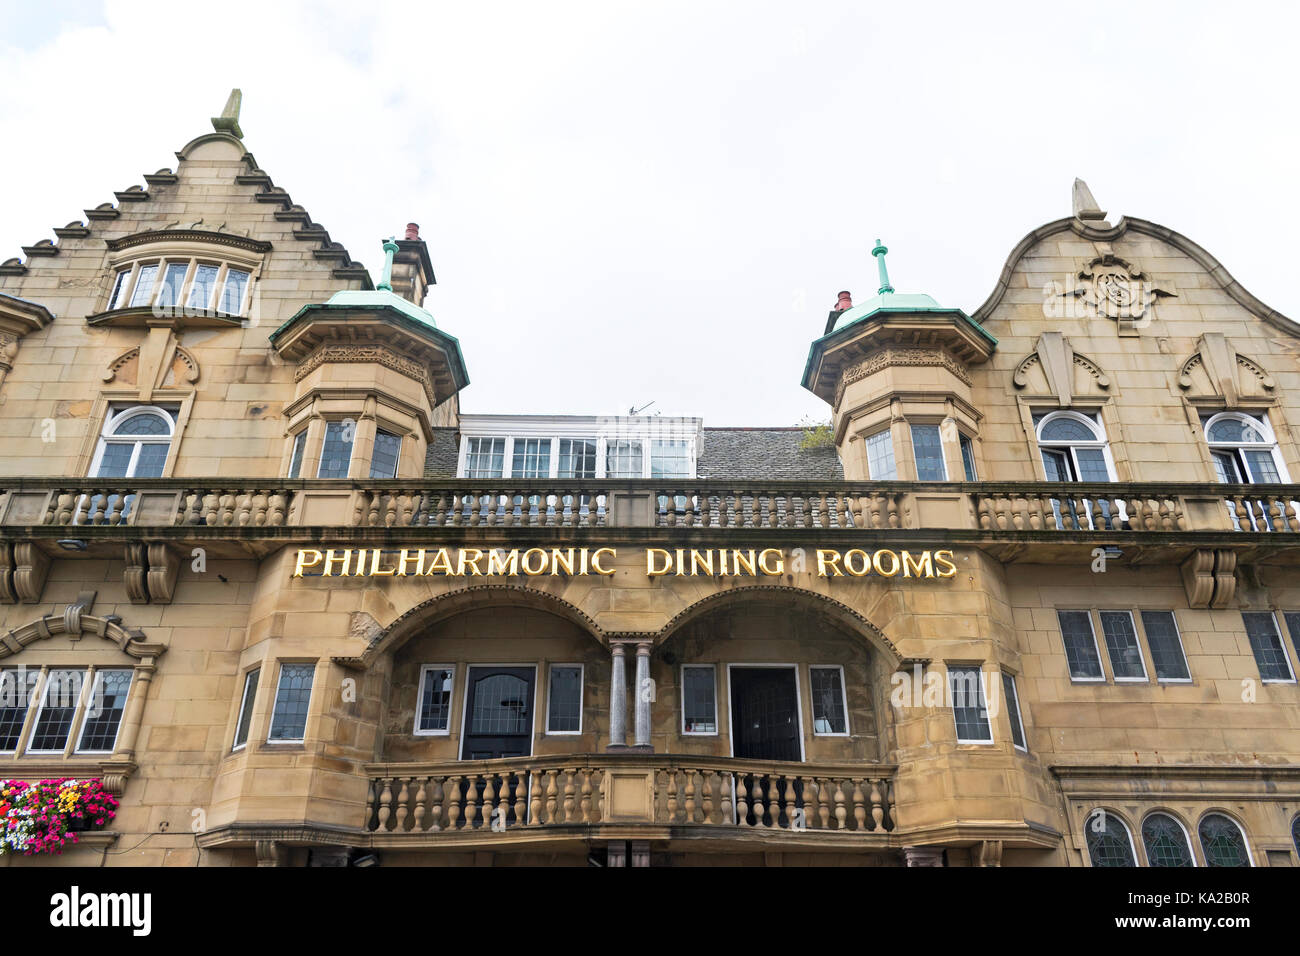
xmin=1052 ymin=255 xmax=1175 ymax=333
xmin=834 ymin=347 xmax=971 ymax=407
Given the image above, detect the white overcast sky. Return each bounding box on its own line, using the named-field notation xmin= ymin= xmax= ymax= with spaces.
xmin=2 ymin=1 xmax=1297 ymax=426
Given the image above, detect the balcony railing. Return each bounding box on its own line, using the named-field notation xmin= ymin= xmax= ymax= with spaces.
xmin=362 ymin=754 xmax=896 ymax=836
xmin=0 ymin=478 xmax=1297 ymax=534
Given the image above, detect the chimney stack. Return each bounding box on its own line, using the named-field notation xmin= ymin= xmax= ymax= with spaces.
xmin=389 ymin=220 xmax=435 ymax=306
xmin=824 ymin=290 xmax=853 ymax=335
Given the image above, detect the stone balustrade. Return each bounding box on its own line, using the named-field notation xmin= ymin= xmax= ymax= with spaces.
xmin=363 ymin=755 xmax=896 ymax=836
xmin=0 ymin=478 xmax=1296 ymax=535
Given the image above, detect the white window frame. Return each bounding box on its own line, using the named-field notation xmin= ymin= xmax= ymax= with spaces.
xmin=947 ymin=665 xmax=994 ymax=745
xmin=544 ymin=663 xmax=584 ymax=735
xmin=413 ymin=664 xmax=456 ymax=736
xmin=1203 ymin=411 xmax=1290 ymax=484
xmin=1036 ymin=410 xmax=1117 ymax=482
xmin=1002 ymin=671 xmax=1028 ymax=752
xmin=25 ymin=668 xmax=89 ymax=755
xmin=1098 ymin=609 xmax=1150 ymax=683
xmin=1141 ymin=811 xmax=1198 ymax=868
xmin=0 ymin=667 xmax=41 ymax=754
xmin=724 ymin=663 xmax=806 ymax=760
xmin=1058 ymin=609 xmax=1107 ymax=683
xmin=369 ymin=428 xmax=403 ymax=480
xmin=1241 ymin=611 xmax=1297 ymax=684
xmin=232 ymin=666 xmax=260 ymax=751
xmin=88 ymin=404 xmax=177 ymax=479
xmin=1085 ymin=809 xmax=1140 ymax=867
xmin=105 ymin=257 xmax=254 ymax=317
xmin=808 ymin=664 xmax=850 ymax=737
xmin=680 ymin=663 xmax=718 ymax=737
xmin=1138 ymin=610 xmax=1192 ymax=684
xmin=266 ymin=661 xmax=316 ymax=745
xmin=864 ymin=428 xmax=897 ymax=480
xmin=73 ymin=668 xmax=133 ymax=755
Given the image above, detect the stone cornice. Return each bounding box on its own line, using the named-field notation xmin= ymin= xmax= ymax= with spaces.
xmin=105 ymin=228 xmax=272 ymax=255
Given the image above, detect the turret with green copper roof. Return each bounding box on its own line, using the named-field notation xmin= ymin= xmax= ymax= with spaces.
xmin=801 ymin=239 xmax=996 ymax=408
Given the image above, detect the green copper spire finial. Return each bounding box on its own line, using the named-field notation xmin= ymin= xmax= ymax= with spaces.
xmin=377 ymin=237 xmax=399 ymax=292
xmin=872 ymin=239 xmax=894 ymax=295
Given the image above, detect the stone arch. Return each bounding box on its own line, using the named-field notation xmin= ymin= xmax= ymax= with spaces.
xmin=361 ymin=584 xmax=606 ymax=664
xmin=0 ymin=606 xmax=166 ymax=662
xmin=654 ymin=584 xmax=902 ymax=669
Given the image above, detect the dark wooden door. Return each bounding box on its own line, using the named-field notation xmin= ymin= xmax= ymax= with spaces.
xmin=730 ymin=667 xmax=801 ymax=761
xmin=460 ymin=666 xmax=535 ymax=760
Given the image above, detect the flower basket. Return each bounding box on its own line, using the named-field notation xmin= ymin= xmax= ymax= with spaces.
xmin=0 ymin=778 xmax=119 ymax=856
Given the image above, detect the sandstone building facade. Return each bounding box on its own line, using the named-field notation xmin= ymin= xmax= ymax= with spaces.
xmin=1 ymin=98 xmax=1298 ymax=867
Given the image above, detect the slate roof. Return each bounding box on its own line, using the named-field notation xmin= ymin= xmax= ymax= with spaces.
xmin=424 ymin=427 xmax=461 ymax=477
xmin=698 ymin=427 xmax=843 ymax=481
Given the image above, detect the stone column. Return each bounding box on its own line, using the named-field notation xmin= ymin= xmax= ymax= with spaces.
xmin=608 ymin=643 xmax=627 ymax=749
xmin=633 ymin=641 xmax=652 ymax=751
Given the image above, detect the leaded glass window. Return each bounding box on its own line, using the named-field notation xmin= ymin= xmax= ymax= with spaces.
xmin=75 ymin=669 xmax=132 ymax=752
xmin=1198 ymin=814 xmax=1251 ymax=867
xmin=28 ymin=669 xmax=86 ymax=753
xmin=1142 ymin=813 xmax=1194 ymax=867
xmin=1003 ymin=672 xmax=1027 ymax=750
xmin=948 ymin=666 xmax=992 ymax=743
xmin=865 ymin=429 xmax=897 ymax=480
xmin=546 ymin=665 xmax=583 ymax=733
xmin=187 ymin=263 xmax=220 ymax=310
xmin=369 ymin=429 xmax=402 ymax=479
xmin=317 ymin=421 xmax=354 ymax=479
xmin=233 ymin=668 xmax=259 ymax=750
xmin=416 ymin=666 xmax=454 ymax=734
xmin=810 ymin=666 xmax=847 ymax=735
xmin=268 ymin=663 xmax=315 ymax=742
xmin=108 ymin=268 xmax=131 ymax=309
xmin=1099 ymin=610 xmax=1147 ymax=681
xmin=681 ymin=666 xmax=716 ymax=734
xmin=911 ymin=424 xmax=947 ymax=481
xmin=156 ymin=262 xmax=189 ymax=309
xmin=1140 ymin=611 xmax=1191 ymax=681
xmin=287 ymin=430 xmax=307 ymax=478
xmin=960 ymin=433 xmax=978 ymax=481
xmin=469 ymin=674 xmax=530 ymax=734
xmin=1086 ymin=811 xmax=1136 ymax=867
xmin=1058 ymin=610 xmax=1104 ymax=680
xmin=219 ymin=268 xmax=251 ymax=314
xmin=128 ymin=263 xmax=158 ymax=307
xmin=1241 ymin=612 xmax=1295 ymax=682
xmin=0 ymin=668 xmax=40 ymax=752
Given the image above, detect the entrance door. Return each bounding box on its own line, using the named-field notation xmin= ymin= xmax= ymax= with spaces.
xmin=460 ymin=666 xmax=535 ymax=760
xmin=730 ymin=667 xmax=801 ymax=761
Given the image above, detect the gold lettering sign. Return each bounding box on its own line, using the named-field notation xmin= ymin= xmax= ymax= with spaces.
xmin=292 ymin=547 xmax=959 ymax=580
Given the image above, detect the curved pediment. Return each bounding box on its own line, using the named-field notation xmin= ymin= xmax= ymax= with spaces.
xmin=0 ymin=606 xmax=166 ymax=662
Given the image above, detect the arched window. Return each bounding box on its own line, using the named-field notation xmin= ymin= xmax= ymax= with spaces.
xmin=1198 ymin=813 xmax=1252 ymax=867
xmin=1141 ymin=812 xmax=1195 ymax=867
xmin=91 ymin=405 xmax=176 ymax=478
xmin=1037 ymin=411 xmax=1114 ymax=482
xmin=1085 ymin=810 xmax=1137 ymax=867
xmin=1203 ymin=413 xmax=1287 ymax=484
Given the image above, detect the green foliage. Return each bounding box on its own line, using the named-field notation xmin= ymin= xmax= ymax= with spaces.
xmin=798 ymin=417 xmax=834 ymax=451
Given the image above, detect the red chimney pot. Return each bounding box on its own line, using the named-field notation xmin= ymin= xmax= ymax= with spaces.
xmin=836 ymin=291 xmax=853 ymax=311
xmin=405 ymin=222 xmax=420 ymax=240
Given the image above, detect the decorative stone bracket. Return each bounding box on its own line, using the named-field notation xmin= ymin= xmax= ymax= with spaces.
xmin=0 ymin=540 xmax=51 ymax=604
xmin=1180 ymin=548 xmax=1238 ymax=608
xmin=124 ymin=542 xmax=180 ymax=604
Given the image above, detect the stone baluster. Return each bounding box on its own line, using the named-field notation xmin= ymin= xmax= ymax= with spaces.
xmin=393 ymin=777 xmax=410 ymax=832
xmin=804 ymin=777 xmax=820 ymax=829
xmin=481 ymin=773 xmax=496 ymax=829
xmin=580 ymin=769 xmax=593 ymax=823
xmin=735 ymin=773 xmax=749 ymax=826
xmin=816 ymin=779 xmax=832 ymax=830
xmin=783 ymin=777 xmax=797 ymax=829
xmin=365 ymin=778 xmax=377 ymax=832
xmin=412 ymin=777 xmax=427 ymax=832
xmin=719 ymin=772 xmax=733 ymax=825
xmin=852 ymin=779 xmax=866 ymax=831
xmin=528 ymin=770 xmax=545 ymax=826
xmin=562 ymin=769 xmax=577 ymax=823
xmin=750 ymin=775 xmax=766 ymax=827
xmin=833 ymin=778 xmax=847 ymax=830
xmin=463 ymin=775 xmax=481 ymax=829
xmin=376 ymin=777 xmax=394 ymax=832
xmin=447 ymin=776 xmax=462 ymax=830
xmin=545 ymin=770 xmax=559 ymax=823
xmin=869 ymin=778 xmax=885 ymax=831
xmin=682 ymin=769 xmax=696 ymax=824
xmin=428 ymin=776 xmax=445 ymax=831
xmin=497 ymin=773 xmax=513 ymax=830
xmin=666 ymin=770 xmax=679 ymax=823
xmin=701 ymin=771 xmax=715 ymax=824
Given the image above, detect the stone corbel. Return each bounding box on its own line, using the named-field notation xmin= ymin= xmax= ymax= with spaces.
xmin=12 ymin=542 xmax=50 ymax=603
xmin=123 ymin=542 xmax=179 ymax=604
xmin=902 ymin=846 xmax=945 ymax=867
xmin=0 ymin=541 xmax=14 ymax=604
xmin=1181 ymin=548 xmax=1238 ymax=608
xmin=255 ymin=839 xmax=286 ymax=867
xmin=974 ymin=839 xmax=1003 ymax=867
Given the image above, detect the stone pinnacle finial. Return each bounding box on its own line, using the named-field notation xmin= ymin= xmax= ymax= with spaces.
xmin=1072 ymin=178 xmax=1107 ymax=222
xmin=377 ymin=238 xmax=399 ymax=292
xmin=872 ymin=239 xmax=894 ymax=295
xmin=211 ymin=89 xmax=244 ymax=139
